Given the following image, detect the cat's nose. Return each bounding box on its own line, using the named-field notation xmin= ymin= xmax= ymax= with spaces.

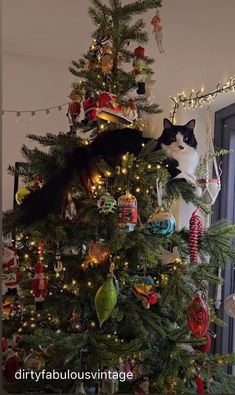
xmin=178 ymin=145 xmax=184 ymax=150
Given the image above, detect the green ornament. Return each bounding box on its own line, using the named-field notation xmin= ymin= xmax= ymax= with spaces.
xmin=97 ymin=193 xmax=117 ymax=214
xmin=95 ymin=274 xmax=118 ymax=327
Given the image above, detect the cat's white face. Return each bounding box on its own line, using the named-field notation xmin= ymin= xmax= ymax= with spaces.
xmin=162 ymin=132 xmax=192 ymax=155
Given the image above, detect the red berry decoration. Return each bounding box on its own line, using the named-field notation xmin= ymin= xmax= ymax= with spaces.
xmin=188 ymin=293 xmax=209 ymax=338
xmin=189 ymin=208 xmax=204 ymax=264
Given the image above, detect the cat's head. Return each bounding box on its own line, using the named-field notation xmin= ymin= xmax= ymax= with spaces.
xmin=159 ymin=118 xmax=197 ymax=153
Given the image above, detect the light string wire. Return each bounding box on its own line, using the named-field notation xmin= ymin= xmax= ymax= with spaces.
xmin=169 ymin=75 xmax=235 ymax=123
xmin=2 ymin=102 xmax=69 ymax=118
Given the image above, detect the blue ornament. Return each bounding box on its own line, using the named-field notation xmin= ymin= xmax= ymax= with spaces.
xmin=147 ymin=208 xmax=175 ymax=235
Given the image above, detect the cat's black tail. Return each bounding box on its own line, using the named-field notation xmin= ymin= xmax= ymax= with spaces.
xmin=20 ymin=146 xmax=90 ymax=225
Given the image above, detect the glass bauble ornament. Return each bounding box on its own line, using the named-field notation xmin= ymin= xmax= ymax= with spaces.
xmin=147 ymin=208 xmax=175 ymax=235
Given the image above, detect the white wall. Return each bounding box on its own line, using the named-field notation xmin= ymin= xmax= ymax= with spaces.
xmin=3 ymin=0 xmax=235 ymax=211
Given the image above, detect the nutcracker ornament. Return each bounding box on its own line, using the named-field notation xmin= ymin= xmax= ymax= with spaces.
xmin=133 ymin=47 xmax=148 ymax=95
xmin=2 ymin=246 xmax=20 ymax=295
xmin=118 ymin=193 xmax=137 ymax=232
xmin=133 ymin=276 xmax=158 ymax=309
xmin=188 ymin=293 xmax=209 ymax=338
xmin=31 ymin=262 xmax=48 ymax=310
xmin=147 ymin=208 xmax=175 ymax=236
xmin=54 ymin=247 xmax=64 ymax=272
xmin=151 ymin=10 xmax=164 ymax=54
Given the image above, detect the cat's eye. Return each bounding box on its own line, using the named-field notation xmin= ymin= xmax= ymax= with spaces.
xmin=171 ymin=136 xmax=176 ymax=142
xmin=184 ymin=136 xmax=189 ymax=142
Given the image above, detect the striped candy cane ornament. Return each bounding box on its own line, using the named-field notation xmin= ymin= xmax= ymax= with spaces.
xmin=189 ymin=208 xmax=204 ymax=264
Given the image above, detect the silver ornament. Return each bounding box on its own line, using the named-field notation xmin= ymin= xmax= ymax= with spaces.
xmin=224 ymin=294 xmax=235 ymax=318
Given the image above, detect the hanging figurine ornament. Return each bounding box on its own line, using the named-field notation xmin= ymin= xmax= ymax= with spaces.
xmin=67 ymin=89 xmax=82 ymax=126
xmin=134 ymin=377 xmax=150 ymax=394
xmin=54 ymin=246 xmax=63 ymax=273
xmin=133 ymin=46 xmax=148 ymax=95
xmin=64 ymin=192 xmax=77 ymax=220
xmin=224 ymin=293 xmax=235 ymax=318
xmin=133 ymin=276 xmax=158 ymax=309
xmin=95 ymin=262 xmax=118 ymax=327
xmin=97 ymin=193 xmax=117 ymax=214
xmin=197 ymin=107 xmax=221 ymax=205
xmin=2 ymin=246 xmax=20 ymax=296
xmin=101 ymin=41 xmax=113 ymax=73
xmin=189 ymin=208 xmax=204 ymax=264
xmin=118 ymin=192 xmax=137 ymax=232
xmin=188 ymin=293 xmax=209 ymax=338
xmin=151 ymin=9 xmax=164 ymax=54
xmin=81 ymin=241 xmax=110 ymax=271
xmin=31 ymin=261 xmax=48 ymax=310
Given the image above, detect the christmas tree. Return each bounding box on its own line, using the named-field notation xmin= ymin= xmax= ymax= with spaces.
xmin=2 ymin=1 xmax=235 ymax=394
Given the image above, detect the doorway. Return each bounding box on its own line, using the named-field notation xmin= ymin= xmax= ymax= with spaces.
xmin=213 ymin=103 xmax=235 ymax=373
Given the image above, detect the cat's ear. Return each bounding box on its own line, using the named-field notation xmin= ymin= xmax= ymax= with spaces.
xmin=185 ymin=119 xmax=195 ymax=130
xmin=163 ymin=118 xmax=173 ymax=130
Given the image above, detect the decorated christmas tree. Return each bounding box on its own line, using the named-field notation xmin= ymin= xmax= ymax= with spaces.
xmin=2 ymin=1 xmax=235 ymax=394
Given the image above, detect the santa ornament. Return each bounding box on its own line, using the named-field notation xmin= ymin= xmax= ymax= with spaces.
xmin=83 ymin=95 xmax=98 ymax=122
xmin=31 ymin=262 xmax=48 ymax=310
xmin=97 ymin=92 xmax=132 ymax=125
xmin=2 ymin=246 xmax=20 ymax=295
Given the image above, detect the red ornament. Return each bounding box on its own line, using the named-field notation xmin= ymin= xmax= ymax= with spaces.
xmin=134 ymin=46 xmax=145 ymax=58
xmin=3 ymin=351 xmax=20 ymax=381
xmin=2 ymin=337 xmax=8 ymax=353
xmin=188 ymin=293 xmax=209 ymax=338
xmin=31 ymin=262 xmax=48 ymax=310
xmin=118 ymin=193 xmax=137 ymax=232
xmin=195 ymin=331 xmax=212 ymax=353
xmin=189 ymin=208 xmax=204 ymax=264
xmin=195 ymin=376 xmax=205 ymax=394
xmin=83 ymin=97 xmax=98 ymax=121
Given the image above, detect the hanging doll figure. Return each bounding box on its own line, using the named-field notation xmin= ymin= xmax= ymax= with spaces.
xmin=133 ymin=47 xmax=148 ymax=95
xmin=151 ymin=9 xmax=164 ymax=54
xmin=31 ymin=262 xmax=48 ymax=310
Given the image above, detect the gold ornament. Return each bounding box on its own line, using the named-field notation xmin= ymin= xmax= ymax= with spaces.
xmin=24 ymin=351 xmax=45 ymax=371
xmin=81 ymin=242 xmax=110 ymax=271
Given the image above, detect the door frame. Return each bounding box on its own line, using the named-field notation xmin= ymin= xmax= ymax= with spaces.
xmin=212 ymin=103 xmax=235 ymax=365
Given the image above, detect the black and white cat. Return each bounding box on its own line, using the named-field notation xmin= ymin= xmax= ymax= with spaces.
xmin=157 ymin=118 xmax=199 ymax=183
xmin=20 ymin=118 xmax=199 ymax=225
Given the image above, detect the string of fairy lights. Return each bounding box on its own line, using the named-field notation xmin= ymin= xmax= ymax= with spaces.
xmin=1 ymin=102 xmax=68 ymax=121
xmin=170 ymin=75 xmax=235 ymax=123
